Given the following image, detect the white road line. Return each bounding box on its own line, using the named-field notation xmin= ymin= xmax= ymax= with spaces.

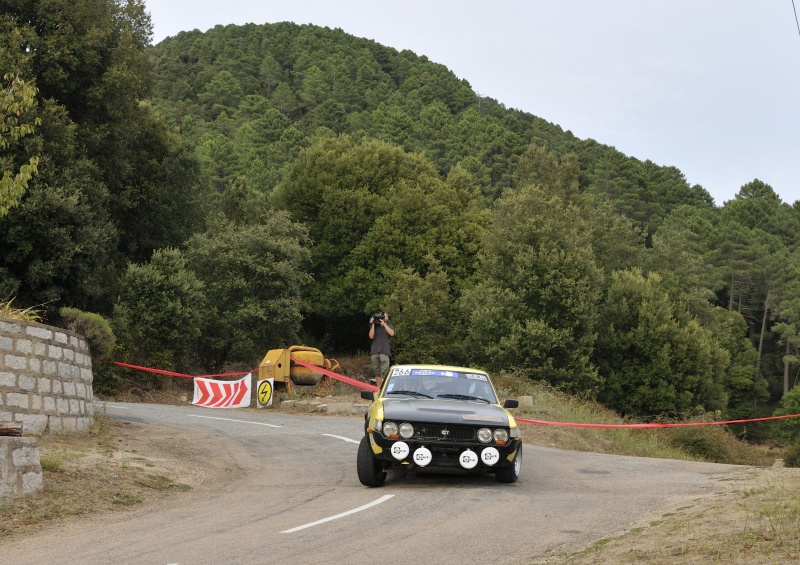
xmin=322 ymin=433 xmax=360 ymax=444
xmin=187 ymin=415 xmax=282 ymax=428
xmin=281 ymin=495 xmax=395 ymax=534
xmin=99 ymin=404 xmax=130 ymax=410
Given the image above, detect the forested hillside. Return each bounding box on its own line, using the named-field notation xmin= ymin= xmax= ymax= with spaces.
xmin=2 ymin=1 xmax=800 ymax=427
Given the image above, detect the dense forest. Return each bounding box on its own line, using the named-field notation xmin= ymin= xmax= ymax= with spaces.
xmin=2 ymin=0 xmax=800 ymax=428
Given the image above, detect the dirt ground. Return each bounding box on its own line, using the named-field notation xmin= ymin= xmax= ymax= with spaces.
xmin=550 ymin=465 xmax=800 ymax=564
xmin=3 ymin=401 xmax=800 ymax=564
xmin=0 ymin=415 xmax=240 ymax=541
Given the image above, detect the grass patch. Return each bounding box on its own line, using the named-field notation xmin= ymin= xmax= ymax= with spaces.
xmin=490 ymin=372 xmax=776 ymax=466
xmin=39 ymin=451 xmax=69 ymax=472
xmin=0 ymin=297 xmax=43 ymax=321
xmin=135 ymin=474 xmax=174 ymax=490
xmin=750 ymin=476 xmax=800 ymax=550
xmin=112 ymin=493 xmax=142 ymax=506
xmin=590 ymin=537 xmax=613 ymax=549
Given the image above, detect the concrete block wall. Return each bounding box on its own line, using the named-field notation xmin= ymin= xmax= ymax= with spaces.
xmin=0 ymin=318 xmax=94 ymax=434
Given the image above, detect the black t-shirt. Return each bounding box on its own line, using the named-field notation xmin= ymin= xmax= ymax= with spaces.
xmin=370 ymin=325 xmax=391 ymax=356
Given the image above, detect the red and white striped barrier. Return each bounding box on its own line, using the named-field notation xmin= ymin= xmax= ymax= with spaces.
xmin=192 ymin=373 xmax=252 ymax=408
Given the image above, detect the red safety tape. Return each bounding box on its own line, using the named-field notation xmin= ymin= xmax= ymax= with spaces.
xmin=113 ymin=359 xmax=799 ymax=427
xmin=112 ymin=358 xmax=378 ymax=391
xmin=516 ymin=412 xmax=800 ymax=428
xmin=290 ymin=357 xmax=379 ymax=392
xmin=112 ymin=361 xmax=252 ymax=379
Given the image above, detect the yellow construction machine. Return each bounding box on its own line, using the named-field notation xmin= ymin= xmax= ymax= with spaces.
xmin=258 ymin=345 xmax=339 ymax=396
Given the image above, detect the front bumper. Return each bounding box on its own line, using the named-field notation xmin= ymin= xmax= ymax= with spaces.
xmin=368 ymin=431 xmax=521 ymax=471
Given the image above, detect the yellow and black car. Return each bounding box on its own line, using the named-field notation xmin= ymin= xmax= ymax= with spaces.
xmin=358 ymin=364 xmax=522 ymax=487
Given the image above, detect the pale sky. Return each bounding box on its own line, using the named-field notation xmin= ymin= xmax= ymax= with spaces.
xmin=144 ymin=1 xmax=800 ymax=207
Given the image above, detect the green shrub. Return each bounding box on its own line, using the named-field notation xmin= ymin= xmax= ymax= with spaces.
xmin=663 ymin=424 xmax=730 ymax=463
xmin=59 ymin=308 xmax=121 ymax=395
xmin=773 ymin=385 xmax=800 ymax=444
xmin=60 ymin=307 xmax=116 ymax=361
xmin=784 ymin=443 xmax=800 ymax=468
xmin=112 ymin=248 xmax=204 ymax=373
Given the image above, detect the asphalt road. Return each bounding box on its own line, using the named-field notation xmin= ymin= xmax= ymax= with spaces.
xmin=0 ymin=402 xmax=749 ymax=565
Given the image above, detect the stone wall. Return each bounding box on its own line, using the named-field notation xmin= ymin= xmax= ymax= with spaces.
xmin=0 ymin=437 xmax=43 ymax=498
xmin=0 ymin=318 xmax=94 ymax=434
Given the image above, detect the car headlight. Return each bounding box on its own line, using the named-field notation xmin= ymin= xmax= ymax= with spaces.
xmin=399 ymin=422 xmax=414 ymax=439
xmin=493 ymin=429 xmax=509 ymax=443
xmin=383 ymin=421 xmax=399 ymax=437
xmin=373 ymin=420 xmax=383 ymax=432
xmin=509 ymin=427 xmax=519 ymax=438
xmin=477 ymin=428 xmax=493 ymax=443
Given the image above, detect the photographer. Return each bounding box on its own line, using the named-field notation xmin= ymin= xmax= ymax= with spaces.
xmin=368 ymin=311 xmax=395 ymax=381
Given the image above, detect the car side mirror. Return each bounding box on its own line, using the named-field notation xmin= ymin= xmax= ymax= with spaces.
xmin=361 ymin=390 xmax=375 ymax=401
xmin=503 ymin=398 xmax=519 ymax=409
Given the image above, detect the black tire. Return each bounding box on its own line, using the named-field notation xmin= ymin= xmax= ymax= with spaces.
xmin=495 ymin=444 xmax=522 ymax=483
xmin=357 ymin=435 xmax=387 ymax=487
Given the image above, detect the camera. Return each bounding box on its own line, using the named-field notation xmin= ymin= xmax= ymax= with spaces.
xmin=370 ymin=312 xmax=386 ymax=325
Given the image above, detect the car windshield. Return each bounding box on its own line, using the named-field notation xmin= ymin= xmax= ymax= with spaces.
xmin=383 ymin=368 xmax=498 ymax=404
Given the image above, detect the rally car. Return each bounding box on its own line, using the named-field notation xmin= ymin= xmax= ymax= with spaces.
xmin=357 ymin=364 xmax=522 ymax=487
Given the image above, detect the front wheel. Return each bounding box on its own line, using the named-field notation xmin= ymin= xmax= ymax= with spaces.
xmin=357 ymin=435 xmax=387 ymax=487
xmin=495 ymin=444 xmax=522 ymax=483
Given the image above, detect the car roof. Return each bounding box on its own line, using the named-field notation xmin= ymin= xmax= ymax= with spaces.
xmin=387 ymin=364 xmax=489 ymax=375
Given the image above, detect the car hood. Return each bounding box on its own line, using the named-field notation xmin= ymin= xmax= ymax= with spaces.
xmin=380 ymin=398 xmax=512 ymax=426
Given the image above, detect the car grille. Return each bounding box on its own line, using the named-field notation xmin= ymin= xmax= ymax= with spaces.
xmin=410 ymin=423 xmax=478 ymax=442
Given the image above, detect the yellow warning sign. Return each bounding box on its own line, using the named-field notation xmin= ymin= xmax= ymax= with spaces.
xmin=257 ymin=378 xmax=274 ymax=407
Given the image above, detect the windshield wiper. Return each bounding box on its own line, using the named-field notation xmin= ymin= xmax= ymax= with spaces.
xmin=386 ymin=390 xmax=434 ymax=399
xmin=436 ymin=394 xmax=491 ymax=403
